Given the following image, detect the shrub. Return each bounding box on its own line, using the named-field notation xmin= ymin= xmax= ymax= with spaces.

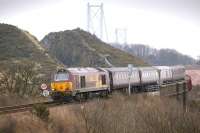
xmin=32 ymin=104 xmax=49 ymax=122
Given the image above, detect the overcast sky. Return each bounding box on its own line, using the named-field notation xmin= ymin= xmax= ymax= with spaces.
xmin=0 ymin=0 xmax=200 ymax=58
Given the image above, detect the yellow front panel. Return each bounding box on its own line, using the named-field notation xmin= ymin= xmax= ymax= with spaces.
xmin=51 ymin=82 xmax=73 ymax=92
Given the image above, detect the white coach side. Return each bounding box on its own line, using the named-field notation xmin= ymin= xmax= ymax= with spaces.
xmin=154 ymin=66 xmax=173 ymax=83
xmin=105 ymin=67 xmax=140 ymax=89
xmin=139 ymin=67 xmax=159 ymax=84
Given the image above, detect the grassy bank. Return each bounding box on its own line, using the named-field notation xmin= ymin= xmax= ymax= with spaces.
xmin=1 ymin=94 xmax=200 ymax=133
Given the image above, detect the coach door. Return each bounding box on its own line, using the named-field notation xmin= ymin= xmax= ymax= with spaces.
xmin=101 ymin=75 xmax=106 ymax=85
xmin=80 ymin=76 xmax=86 ymax=88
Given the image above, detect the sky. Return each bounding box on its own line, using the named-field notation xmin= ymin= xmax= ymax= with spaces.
xmin=0 ymin=0 xmax=200 ymax=59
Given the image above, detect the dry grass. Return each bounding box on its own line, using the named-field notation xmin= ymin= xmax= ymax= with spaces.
xmin=75 ymin=94 xmax=200 ymax=133
xmin=0 ymin=113 xmax=48 ymax=133
xmin=49 ymin=105 xmax=83 ymax=133
xmin=1 ymin=94 xmax=200 ymax=133
xmin=188 ymin=85 xmax=200 ymax=100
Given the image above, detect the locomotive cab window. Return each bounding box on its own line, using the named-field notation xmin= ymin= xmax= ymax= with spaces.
xmin=101 ymin=75 xmax=106 ymax=85
xmin=54 ymin=73 xmax=69 ymax=81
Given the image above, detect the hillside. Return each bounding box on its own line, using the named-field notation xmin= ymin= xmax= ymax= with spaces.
xmin=112 ymin=44 xmax=195 ymax=66
xmin=0 ymin=23 xmax=60 ymax=76
xmin=41 ymin=28 xmax=147 ymax=67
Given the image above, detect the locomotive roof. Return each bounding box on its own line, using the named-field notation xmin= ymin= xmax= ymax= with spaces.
xmin=67 ymin=67 xmax=104 ymax=74
xmin=154 ymin=66 xmax=171 ymax=70
xmin=138 ymin=67 xmax=158 ymax=71
xmin=105 ymin=67 xmax=138 ymax=72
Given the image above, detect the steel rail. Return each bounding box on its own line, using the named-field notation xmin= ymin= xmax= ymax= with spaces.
xmin=0 ymin=101 xmax=60 ymax=115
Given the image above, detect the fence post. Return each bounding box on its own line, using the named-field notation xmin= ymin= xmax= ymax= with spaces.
xmin=176 ymin=83 xmax=179 ymax=100
xmin=183 ymin=82 xmax=187 ymax=112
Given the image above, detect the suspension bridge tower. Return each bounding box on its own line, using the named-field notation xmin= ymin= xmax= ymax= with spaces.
xmin=87 ymin=2 xmax=108 ymax=41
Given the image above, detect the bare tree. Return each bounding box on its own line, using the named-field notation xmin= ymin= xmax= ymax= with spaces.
xmin=0 ymin=61 xmax=41 ymax=97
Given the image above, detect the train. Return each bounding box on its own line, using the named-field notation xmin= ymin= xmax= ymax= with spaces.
xmin=49 ymin=65 xmax=192 ymax=100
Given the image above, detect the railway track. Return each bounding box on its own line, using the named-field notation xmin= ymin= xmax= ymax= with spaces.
xmin=0 ymin=99 xmax=85 ymax=115
xmin=0 ymin=101 xmax=61 ymax=115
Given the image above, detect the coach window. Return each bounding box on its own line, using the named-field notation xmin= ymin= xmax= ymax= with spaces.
xmin=116 ymin=73 xmax=119 ymax=79
xmin=80 ymin=76 xmax=86 ymax=88
xmin=101 ymin=75 xmax=106 ymax=85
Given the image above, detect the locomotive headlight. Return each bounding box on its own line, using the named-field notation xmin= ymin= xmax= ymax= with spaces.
xmin=51 ymin=83 xmax=55 ymax=91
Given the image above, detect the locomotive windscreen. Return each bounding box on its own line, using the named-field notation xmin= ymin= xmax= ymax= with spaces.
xmin=54 ymin=73 xmax=69 ymax=81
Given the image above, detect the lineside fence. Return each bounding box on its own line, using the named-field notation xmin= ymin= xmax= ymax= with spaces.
xmin=160 ymin=81 xmax=188 ymax=112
